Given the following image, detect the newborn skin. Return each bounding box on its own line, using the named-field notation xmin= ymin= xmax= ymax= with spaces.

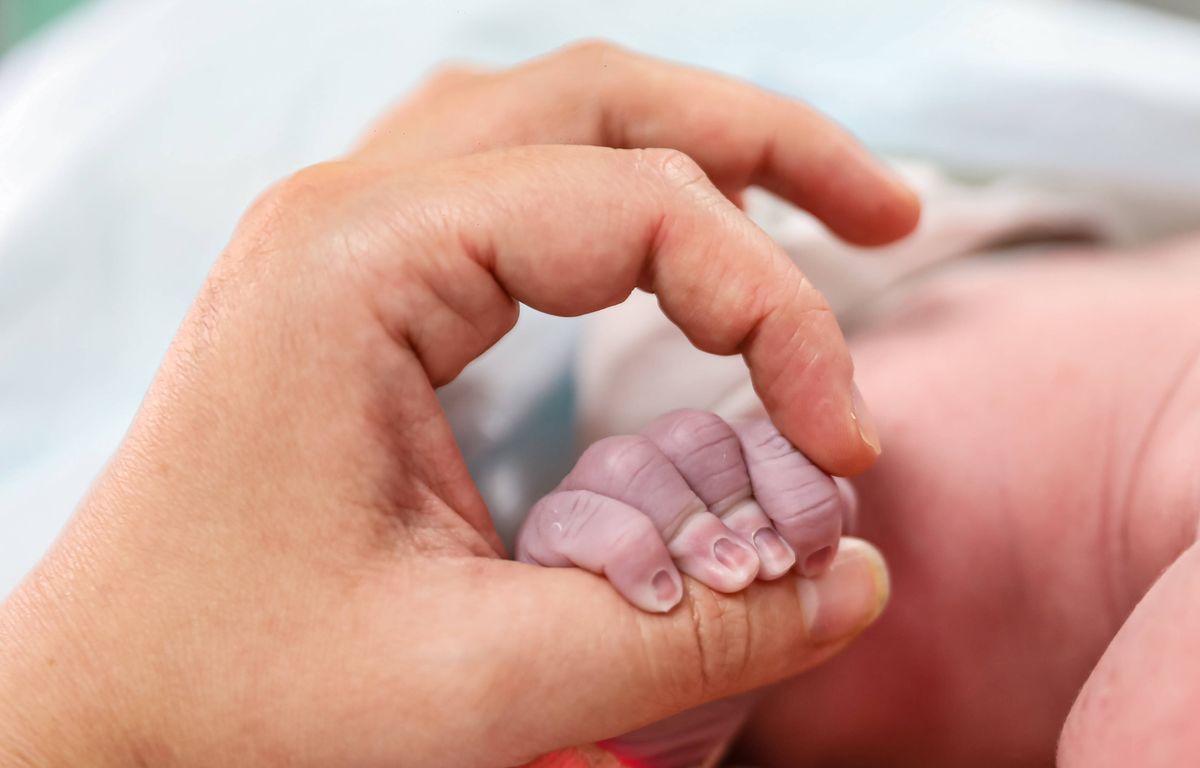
xmin=516 ymin=409 xmax=857 ymax=613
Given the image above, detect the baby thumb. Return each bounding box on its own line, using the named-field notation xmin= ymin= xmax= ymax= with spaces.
xmin=495 ymin=538 xmax=889 ymax=765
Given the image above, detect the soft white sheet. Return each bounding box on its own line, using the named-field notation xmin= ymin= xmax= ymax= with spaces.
xmin=2 ymin=0 xmax=1198 ymax=595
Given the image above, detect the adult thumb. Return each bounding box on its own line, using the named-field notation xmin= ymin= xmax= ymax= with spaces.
xmin=481 ymin=538 xmax=890 ymax=765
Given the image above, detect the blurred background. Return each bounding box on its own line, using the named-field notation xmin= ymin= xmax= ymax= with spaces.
xmin=1 ymin=0 xmax=1198 ymax=596
xmin=1 ymin=0 xmax=79 ymax=52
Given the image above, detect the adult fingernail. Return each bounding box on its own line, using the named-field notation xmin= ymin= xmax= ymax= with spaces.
xmin=713 ymin=537 xmax=758 ymax=579
xmin=752 ymin=527 xmax=796 ymax=576
xmin=850 ymin=382 xmax=882 ymax=456
xmin=799 ymin=538 xmax=889 ymax=645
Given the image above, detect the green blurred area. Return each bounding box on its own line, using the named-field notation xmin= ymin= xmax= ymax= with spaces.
xmin=1 ymin=0 xmax=1197 ymax=55
xmin=1 ymin=0 xmax=91 ymax=52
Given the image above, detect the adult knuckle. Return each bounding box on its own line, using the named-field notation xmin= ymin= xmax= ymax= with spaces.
xmin=242 ymin=161 xmax=353 ymax=244
xmin=422 ymin=62 xmax=482 ymax=93
xmin=273 ymin=161 xmax=352 ymax=210
xmin=639 ymin=147 xmax=708 ymax=192
xmin=216 ymin=162 xmax=358 ymax=312
xmin=562 ymin=38 xmax=626 ymax=66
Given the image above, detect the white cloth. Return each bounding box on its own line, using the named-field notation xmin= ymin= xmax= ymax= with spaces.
xmin=2 ymin=0 xmax=1199 ymax=594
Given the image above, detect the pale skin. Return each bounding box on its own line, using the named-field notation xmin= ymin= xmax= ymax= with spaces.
xmin=0 ymin=44 xmax=914 ymax=767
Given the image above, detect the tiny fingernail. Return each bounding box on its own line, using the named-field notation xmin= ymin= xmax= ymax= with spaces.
xmin=752 ymin=528 xmax=796 ymax=576
xmin=850 ymin=382 xmax=882 ymax=456
xmin=799 ymin=538 xmax=889 ymax=645
xmin=801 ymin=545 xmax=835 ymax=577
xmin=713 ymin=537 xmax=757 ymax=575
xmin=651 ymin=569 xmax=681 ymax=610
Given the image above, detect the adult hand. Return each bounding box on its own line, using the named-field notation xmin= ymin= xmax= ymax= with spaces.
xmin=0 ymin=44 xmax=915 ymax=767
xmin=738 ymin=241 xmax=1200 ymax=767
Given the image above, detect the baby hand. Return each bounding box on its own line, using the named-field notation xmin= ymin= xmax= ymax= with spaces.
xmin=516 ymin=409 xmax=857 ymax=612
